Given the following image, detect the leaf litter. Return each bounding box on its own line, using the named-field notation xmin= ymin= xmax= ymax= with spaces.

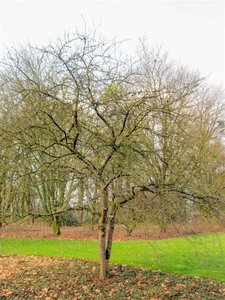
xmin=0 ymin=255 xmax=225 ymax=299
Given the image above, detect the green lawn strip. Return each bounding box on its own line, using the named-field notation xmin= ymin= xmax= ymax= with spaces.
xmin=0 ymin=238 xmax=98 ymax=260
xmin=1 ymin=232 xmax=225 ymax=281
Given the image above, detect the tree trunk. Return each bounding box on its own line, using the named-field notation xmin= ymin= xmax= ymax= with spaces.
xmin=157 ymin=213 xmax=167 ymax=233
xmin=98 ymin=187 xmax=108 ymax=280
xmin=78 ymin=178 xmax=84 ymax=224
xmin=105 ymin=206 xmax=117 ymax=274
xmin=52 ymin=215 xmax=61 ymax=235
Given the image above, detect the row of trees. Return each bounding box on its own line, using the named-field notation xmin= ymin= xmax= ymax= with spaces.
xmin=0 ymin=30 xmax=225 ymax=279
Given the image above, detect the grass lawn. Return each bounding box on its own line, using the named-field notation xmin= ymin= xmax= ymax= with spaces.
xmin=1 ymin=232 xmax=225 ymax=281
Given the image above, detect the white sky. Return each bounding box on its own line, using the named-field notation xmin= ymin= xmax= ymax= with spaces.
xmin=0 ymin=0 xmax=224 ymax=87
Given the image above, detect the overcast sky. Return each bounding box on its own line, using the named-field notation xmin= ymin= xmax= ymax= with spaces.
xmin=0 ymin=0 xmax=224 ymax=87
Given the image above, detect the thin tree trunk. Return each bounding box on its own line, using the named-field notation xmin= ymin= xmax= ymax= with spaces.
xmin=105 ymin=206 xmax=117 ymax=274
xmin=78 ymin=178 xmax=84 ymax=224
xmin=98 ymin=187 xmax=108 ymax=280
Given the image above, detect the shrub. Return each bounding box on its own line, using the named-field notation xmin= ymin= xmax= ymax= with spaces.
xmin=61 ymin=212 xmax=78 ymax=226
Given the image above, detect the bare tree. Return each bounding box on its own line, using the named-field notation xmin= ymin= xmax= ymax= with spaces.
xmin=0 ymin=31 xmax=224 ymax=281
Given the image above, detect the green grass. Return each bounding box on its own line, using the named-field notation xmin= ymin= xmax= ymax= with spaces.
xmin=1 ymin=232 xmax=225 ymax=281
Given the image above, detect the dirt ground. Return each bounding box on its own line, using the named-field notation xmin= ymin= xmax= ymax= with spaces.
xmin=0 ymin=218 xmax=224 ymax=240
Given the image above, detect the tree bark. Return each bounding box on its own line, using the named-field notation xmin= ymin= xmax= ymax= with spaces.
xmin=98 ymin=187 xmax=108 ymax=280
xmin=78 ymin=178 xmax=84 ymax=224
xmin=105 ymin=206 xmax=117 ymax=274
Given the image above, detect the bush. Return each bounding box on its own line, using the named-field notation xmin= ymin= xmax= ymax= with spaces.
xmin=61 ymin=212 xmax=78 ymax=226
